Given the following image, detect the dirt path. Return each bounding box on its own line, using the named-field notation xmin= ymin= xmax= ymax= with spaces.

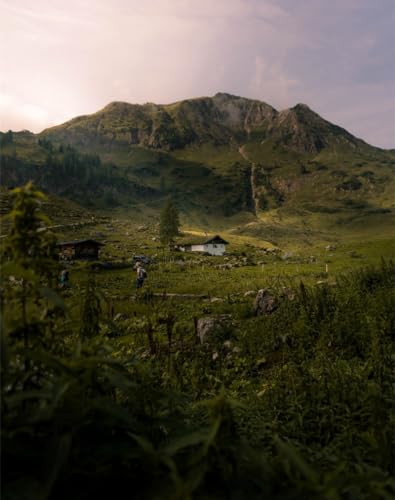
xmin=238 ymin=145 xmax=259 ymax=215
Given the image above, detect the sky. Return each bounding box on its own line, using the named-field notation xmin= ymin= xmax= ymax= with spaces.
xmin=1 ymin=0 xmax=394 ymax=148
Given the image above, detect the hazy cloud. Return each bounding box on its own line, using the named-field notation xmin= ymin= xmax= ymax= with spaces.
xmin=1 ymin=0 xmax=394 ymax=147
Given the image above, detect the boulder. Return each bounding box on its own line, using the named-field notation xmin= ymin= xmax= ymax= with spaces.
xmin=197 ymin=315 xmax=232 ymax=344
xmin=254 ymin=289 xmax=279 ymax=315
xmin=244 ymin=290 xmax=256 ymax=297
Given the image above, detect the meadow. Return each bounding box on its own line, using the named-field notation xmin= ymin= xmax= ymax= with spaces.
xmin=1 ymin=184 xmax=394 ymax=500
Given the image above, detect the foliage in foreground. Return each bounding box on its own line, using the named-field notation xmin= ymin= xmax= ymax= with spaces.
xmin=1 ymin=184 xmax=394 ymax=499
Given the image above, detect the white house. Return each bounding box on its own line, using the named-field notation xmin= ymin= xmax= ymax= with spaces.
xmin=177 ymin=235 xmax=229 ymax=256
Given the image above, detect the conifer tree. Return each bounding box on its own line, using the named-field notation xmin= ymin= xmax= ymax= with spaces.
xmin=159 ymin=198 xmax=180 ymax=246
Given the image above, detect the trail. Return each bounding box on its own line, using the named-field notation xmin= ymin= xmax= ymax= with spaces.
xmin=238 ymin=145 xmax=259 ymax=216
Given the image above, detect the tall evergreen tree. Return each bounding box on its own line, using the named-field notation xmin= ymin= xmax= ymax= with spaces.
xmin=159 ymin=198 xmax=180 ymax=246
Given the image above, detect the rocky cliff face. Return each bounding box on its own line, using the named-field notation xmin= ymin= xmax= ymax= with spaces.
xmin=42 ymin=93 xmax=368 ymax=154
xmin=267 ymin=104 xmax=364 ymax=153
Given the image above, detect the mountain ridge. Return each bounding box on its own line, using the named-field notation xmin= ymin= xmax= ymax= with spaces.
xmin=40 ymin=93 xmax=376 ymax=155
xmin=1 ymin=93 xmax=394 ymax=237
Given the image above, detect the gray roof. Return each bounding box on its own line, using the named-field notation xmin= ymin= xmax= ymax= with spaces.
xmin=56 ymin=239 xmax=105 ymax=247
xmin=179 ymin=235 xmax=229 ymax=246
xmin=203 ymin=235 xmax=229 ymax=245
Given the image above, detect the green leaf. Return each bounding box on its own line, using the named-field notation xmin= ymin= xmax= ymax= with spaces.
xmin=164 ymin=429 xmax=209 ymax=455
xmin=274 ymin=436 xmax=319 ymax=484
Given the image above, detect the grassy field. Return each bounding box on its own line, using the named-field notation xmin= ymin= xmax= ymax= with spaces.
xmin=2 ymin=183 xmax=395 ymax=500
xmin=48 ymin=204 xmax=394 ymax=329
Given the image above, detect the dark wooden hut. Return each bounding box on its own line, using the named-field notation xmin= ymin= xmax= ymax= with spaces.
xmin=56 ymin=239 xmax=104 ymax=260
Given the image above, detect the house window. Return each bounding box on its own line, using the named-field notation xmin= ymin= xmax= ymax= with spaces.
xmin=214 ymin=244 xmax=217 ymax=248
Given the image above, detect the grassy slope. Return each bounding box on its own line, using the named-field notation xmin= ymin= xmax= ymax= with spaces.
xmin=1 ymin=94 xmax=394 ymax=252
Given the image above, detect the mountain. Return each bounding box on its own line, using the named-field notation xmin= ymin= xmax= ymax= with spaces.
xmin=1 ymin=93 xmax=394 ymax=238
xmin=40 ymin=93 xmax=369 ymax=154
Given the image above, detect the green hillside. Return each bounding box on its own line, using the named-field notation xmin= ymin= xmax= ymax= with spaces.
xmin=1 ymin=93 xmax=394 ymax=244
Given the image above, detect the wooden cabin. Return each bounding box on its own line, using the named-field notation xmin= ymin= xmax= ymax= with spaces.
xmin=56 ymin=239 xmax=104 ymax=260
xmin=177 ymin=235 xmax=229 ymax=256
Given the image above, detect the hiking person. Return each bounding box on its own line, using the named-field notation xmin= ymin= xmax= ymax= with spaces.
xmin=59 ymin=269 xmax=69 ymax=289
xmin=135 ymin=262 xmax=147 ymax=289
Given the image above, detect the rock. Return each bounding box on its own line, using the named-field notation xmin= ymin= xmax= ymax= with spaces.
xmin=254 ymin=289 xmax=279 ymax=315
xmin=244 ymin=290 xmax=256 ymax=297
xmin=137 ymin=225 xmax=147 ymax=232
xmin=210 ymin=297 xmax=224 ymax=303
xmin=114 ymin=313 xmax=128 ymax=321
xmin=197 ymin=315 xmax=232 ymax=344
xmin=325 ymin=244 xmax=336 ymax=251
xmin=280 ymin=287 xmax=295 ymax=301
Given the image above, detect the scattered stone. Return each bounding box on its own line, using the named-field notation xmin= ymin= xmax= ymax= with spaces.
xmin=197 ymin=315 xmax=232 ymax=344
xmin=137 ymin=225 xmax=147 ymax=232
xmin=210 ymin=297 xmax=224 ymax=303
xmin=114 ymin=313 xmax=128 ymax=321
xmin=266 ymin=248 xmax=280 ymax=254
xmin=244 ymin=290 xmax=256 ymax=297
xmin=223 ymin=340 xmax=232 ymax=349
xmin=254 ymin=289 xmax=279 ymax=316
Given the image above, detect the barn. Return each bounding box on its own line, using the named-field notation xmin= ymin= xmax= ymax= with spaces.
xmin=56 ymin=239 xmax=105 ymax=260
xmin=177 ymin=235 xmax=229 ymax=256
